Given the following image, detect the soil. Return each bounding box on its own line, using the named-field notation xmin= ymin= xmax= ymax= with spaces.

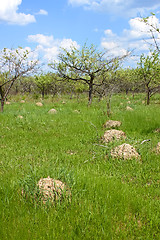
xmin=37 ymin=176 xmax=70 ymax=203
xmin=104 ymin=120 xmax=121 ymax=128
xmin=111 ymin=143 xmax=140 ymax=160
xmin=103 ymin=129 xmax=126 ymax=143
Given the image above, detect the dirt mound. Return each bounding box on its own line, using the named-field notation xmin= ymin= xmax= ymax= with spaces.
xmin=17 ymin=115 xmax=23 ymax=119
xmin=103 ymin=129 xmax=126 ymax=143
xmin=104 ymin=120 xmax=121 ymax=128
xmin=126 ymin=106 xmax=133 ymax=111
xmin=111 ymin=143 xmax=140 ymax=160
xmin=156 ymin=142 xmax=160 ymax=153
xmin=48 ymin=108 xmax=57 ymax=114
xmin=73 ymin=110 xmax=80 ymax=113
xmin=37 ymin=176 xmax=71 ymax=203
xmin=154 ymin=128 xmax=160 ymax=133
xmin=36 ymin=102 xmax=43 ymax=107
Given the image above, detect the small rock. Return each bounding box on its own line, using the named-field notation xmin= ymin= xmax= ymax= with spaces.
xmin=36 ymin=102 xmax=43 ymax=107
xmin=20 ymin=100 xmax=25 ymax=103
xmin=48 ymin=108 xmax=57 ymax=114
xmin=103 ymin=129 xmax=126 ymax=143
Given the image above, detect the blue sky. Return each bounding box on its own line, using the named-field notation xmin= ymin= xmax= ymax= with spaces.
xmin=1 ymin=0 xmax=160 ymax=66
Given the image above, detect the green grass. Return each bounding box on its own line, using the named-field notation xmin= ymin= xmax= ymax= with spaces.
xmin=0 ymin=94 xmax=160 ymax=239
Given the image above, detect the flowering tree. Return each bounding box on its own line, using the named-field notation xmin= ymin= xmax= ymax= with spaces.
xmin=0 ymin=47 xmax=38 ymax=112
xmin=50 ymin=43 xmax=127 ymax=104
xmin=137 ymin=50 xmax=160 ymax=105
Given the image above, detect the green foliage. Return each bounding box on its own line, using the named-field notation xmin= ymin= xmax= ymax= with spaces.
xmin=50 ymin=43 xmax=123 ymax=103
xmin=0 ymin=94 xmax=160 ymax=239
xmin=137 ymin=51 xmax=160 ymax=104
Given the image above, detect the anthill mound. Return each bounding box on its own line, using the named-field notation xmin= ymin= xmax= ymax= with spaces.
xmin=103 ymin=129 xmax=126 ymax=143
xmin=36 ymin=102 xmax=43 ymax=107
xmin=104 ymin=120 xmax=121 ymax=128
xmin=37 ymin=176 xmax=71 ymax=203
xmin=154 ymin=128 xmax=160 ymax=133
xmin=111 ymin=143 xmax=140 ymax=160
xmin=48 ymin=108 xmax=57 ymax=114
xmin=156 ymin=142 xmax=160 ymax=153
xmin=126 ymin=106 xmax=133 ymax=111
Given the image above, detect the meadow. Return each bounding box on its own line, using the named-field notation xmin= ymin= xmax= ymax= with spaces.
xmin=0 ymin=93 xmax=160 ymax=239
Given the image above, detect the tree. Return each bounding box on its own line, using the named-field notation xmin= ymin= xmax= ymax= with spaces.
xmin=140 ymin=13 xmax=160 ymax=52
xmin=34 ymin=73 xmax=53 ymax=99
xmin=49 ymin=43 xmax=127 ymax=104
xmin=137 ymin=50 xmax=160 ymax=105
xmin=0 ymin=47 xmax=38 ymax=112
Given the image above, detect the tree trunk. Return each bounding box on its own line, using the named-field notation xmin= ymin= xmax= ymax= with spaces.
xmin=42 ymin=87 xmax=45 ymax=99
xmin=1 ymin=99 xmax=4 ymax=112
xmin=107 ymin=95 xmax=111 ymax=117
xmin=88 ymin=78 xmax=93 ymax=105
xmin=0 ymin=86 xmax=4 ymax=112
xmin=146 ymin=85 xmax=150 ymax=105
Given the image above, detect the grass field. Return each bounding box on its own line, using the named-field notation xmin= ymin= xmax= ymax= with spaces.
xmin=0 ymin=94 xmax=160 ymax=239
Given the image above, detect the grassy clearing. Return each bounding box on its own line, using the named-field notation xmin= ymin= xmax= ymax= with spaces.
xmin=0 ymin=94 xmax=160 ymax=239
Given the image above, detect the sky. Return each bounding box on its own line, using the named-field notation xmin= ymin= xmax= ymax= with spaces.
xmin=1 ymin=0 xmax=160 ymax=67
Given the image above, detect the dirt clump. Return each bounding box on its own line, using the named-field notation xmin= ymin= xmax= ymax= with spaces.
xmin=111 ymin=143 xmax=140 ymax=160
xmin=103 ymin=129 xmax=126 ymax=143
xmin=126 ymin=106 xmax=133 ymax=111
xmin=48 ymin=108 xmax=57 ymax=114
xmin=73 ymin=110 xmax=80 ymax=113
xmin=37 ymin=176 xmax=71 ymax=203
xmin=154 ymin=128 xmax=160 ymax=133
xmin=156 ymin=142 xmax=160 ymax=153
xmin=104 ymin=120 xmax=121 ymax=128
xmin=36 ymin=102 xmax=43 ymax=107
xmin=17 ymin=115 xmax=23 ymax=119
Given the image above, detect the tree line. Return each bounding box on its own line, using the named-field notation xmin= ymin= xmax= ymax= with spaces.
xmin=1 ymin=14 xmax=160 ymax=112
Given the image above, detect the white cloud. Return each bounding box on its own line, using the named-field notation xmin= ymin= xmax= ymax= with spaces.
xmin=68 ymin=0 xmax=160 ymax=17
xmin=36 ymin=9 xmax=48 ymax=16
xmin=101 ymin=15 xmax=160 ymax=65
xmin=60 ymin=38 xmax=80 ymax=50
xmin=28 ymin=34 xmax=54 ymax=47
xmin=0 ymin=0 xmax=36 ymax=25
xmin=123 ymin=16 xmax=160 ymax=40
xmin=27 ymin=34 xmax=80 ymax=61
xmin=68 ymin=0 xmax=90 ymax=6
